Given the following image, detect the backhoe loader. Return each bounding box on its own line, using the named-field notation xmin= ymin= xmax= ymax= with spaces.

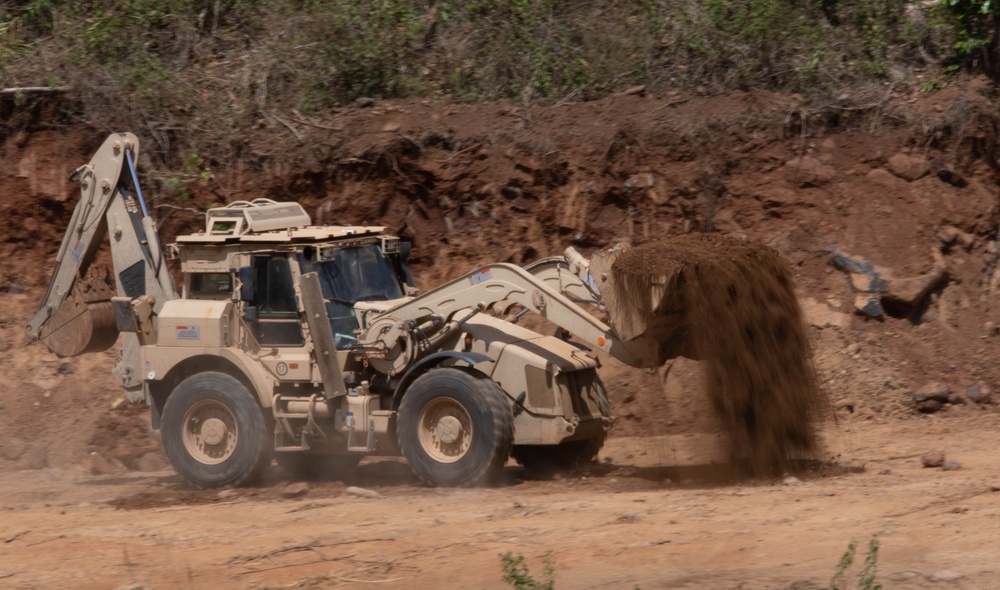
xmin=27 ymin=133 xmax=688 ymax=488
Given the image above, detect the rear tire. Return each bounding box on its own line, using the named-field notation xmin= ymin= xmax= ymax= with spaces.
xmin=276 ymin=453 xmax=362 ymax=480
xmin=397 ymin=368 xmax=513 ymax=487
xmin=161 ymin=372 xmax=271 ymax=489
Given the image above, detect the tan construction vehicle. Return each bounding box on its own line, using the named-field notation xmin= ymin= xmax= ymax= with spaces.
xmin=27 ymin=133 xmax=683 ymax=488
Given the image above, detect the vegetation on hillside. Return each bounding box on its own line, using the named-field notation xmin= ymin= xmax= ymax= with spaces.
xmin=0 ymin=0 xmax=996 ymax=163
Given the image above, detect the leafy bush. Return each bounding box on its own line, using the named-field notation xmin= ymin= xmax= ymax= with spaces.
xmin=932 ymin=0 xmax=1000 ymax=76
xmin=0 ymin=0 xmax=983 ymax=165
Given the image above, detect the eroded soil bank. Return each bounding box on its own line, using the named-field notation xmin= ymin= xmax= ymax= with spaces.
xmin=1 ymin=82 xmax=999 ymax=587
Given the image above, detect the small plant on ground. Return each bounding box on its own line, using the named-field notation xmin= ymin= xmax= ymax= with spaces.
xmin=825 ymin=536 xmax=883 ymax=590
xmin=499 ymin=551 xmax=555 ymax=590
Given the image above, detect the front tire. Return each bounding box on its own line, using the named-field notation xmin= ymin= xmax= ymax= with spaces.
xmin=161 ymin=372 xmax=271 ymax=489
xmin=397 ymin=368 xmax=513 ymax=487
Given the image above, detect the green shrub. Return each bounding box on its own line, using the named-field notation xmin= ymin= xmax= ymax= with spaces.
xmin=499 ymin=551 xmax=555 ymax=590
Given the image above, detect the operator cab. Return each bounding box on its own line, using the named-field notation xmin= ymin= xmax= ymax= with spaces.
xmin=173 ymin=199 xmax=414 ymax=349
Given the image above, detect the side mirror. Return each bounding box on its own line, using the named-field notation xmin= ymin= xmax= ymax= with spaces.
xmin=239 ymin=266 xmax=254 ymax=302
xmin=242 ymin=306 xmax=258 ymax=322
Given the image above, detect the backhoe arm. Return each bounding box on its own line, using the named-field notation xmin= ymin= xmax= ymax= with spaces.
xmin=26 ymin=133 xmax=176 ymax=393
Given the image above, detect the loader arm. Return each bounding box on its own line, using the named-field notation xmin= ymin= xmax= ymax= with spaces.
xmin=26 ymin=133 xmax=177 ymax=396
xmin=356 ymin=262 xmax=680 ymax=371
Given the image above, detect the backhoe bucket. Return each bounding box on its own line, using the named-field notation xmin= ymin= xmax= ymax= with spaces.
xmin=39 ymin=267 xmax=119 ymax=357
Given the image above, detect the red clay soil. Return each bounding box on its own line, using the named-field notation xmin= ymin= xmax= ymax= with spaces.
xmin=1 ymin=80 xmax=999 ymax=472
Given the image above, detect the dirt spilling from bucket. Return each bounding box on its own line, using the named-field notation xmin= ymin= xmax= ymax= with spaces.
xmin=612 ymin=234 xmax=827 ymax=476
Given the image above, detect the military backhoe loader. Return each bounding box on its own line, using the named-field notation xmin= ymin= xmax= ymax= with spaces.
xmin=27 ymin=133 xmax=689 ymax=488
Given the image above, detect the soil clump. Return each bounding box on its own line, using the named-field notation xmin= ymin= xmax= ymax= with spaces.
xmin=613 ymin=234 xmax=827 ymax=475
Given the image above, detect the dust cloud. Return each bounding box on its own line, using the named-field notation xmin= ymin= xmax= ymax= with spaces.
xmin=613 ymin=234 xmax=827 ymax=476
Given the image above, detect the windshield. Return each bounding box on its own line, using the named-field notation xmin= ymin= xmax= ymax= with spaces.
xmin=299 ymin=244 xmax=403 ymax=349
xmin=309 ymin=244 xmax=403 ymax=303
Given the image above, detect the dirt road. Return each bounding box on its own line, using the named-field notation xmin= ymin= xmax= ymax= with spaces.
xmin=1 ymin=416 xmax=997 ymax=590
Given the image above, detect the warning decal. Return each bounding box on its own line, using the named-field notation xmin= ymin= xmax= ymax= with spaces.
xmin=468 ymin=269 xmax=493 ymax=285
xmin=176 ymin=325 xmax=201 ymax=340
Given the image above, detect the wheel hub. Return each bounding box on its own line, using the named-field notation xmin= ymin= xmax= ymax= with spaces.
xmin=182 ymin=399 xmax=238 ymax=465
xmin=417 ymin=397 xmax=473 ymax=464
xmin=200 ymin=417 xmax=227 ymax=446
xmin=435 ymin=415 xmax=463 ymax=444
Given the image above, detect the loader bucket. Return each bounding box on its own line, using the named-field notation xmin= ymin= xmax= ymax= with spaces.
xmin=598 ymin=234 xmax=827 ymax=476
xmin=588 ymin=246 xmax=695 ymax=362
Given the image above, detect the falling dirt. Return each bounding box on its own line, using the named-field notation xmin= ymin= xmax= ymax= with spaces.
xmin=614 ymin=234 xmax=826 ymax=475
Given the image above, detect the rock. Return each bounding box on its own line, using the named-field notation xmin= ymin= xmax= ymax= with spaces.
xmin=984 ymin=321 xmax=997 ymax=337
xmin=282 ymin=482 xmax=310 ymax=499
xmin=353 ymin=97 xmax=376 ymax=108
xmin=853 ymin=295 xmax=884 ymax=318
xmin=831 ymin=252 xmax=883 ymax=283
xmin=16 ymin=445 xmax=47 ymax=470
xmin=625 ymin=173 xmax=656 ymax=189
xmin=835 ymin=398 xmax=856 ymax=412
xmin=886 ymin=153 xmax=930 ymax=181
xmin=882 ymin=270 xmax=946 ymax=307
xmin=966 ymin=384 xmax=992 ymax=404
xmin=1 ymin=437 xmax=27 ymax=461
xmin=936 ymin=165 xmax=967 ymax=188
xmin=928 ymin=570 xmax=964 ymax=582
xmin=345 ymin=486 xmax=384 ymax=499
xmin=217 ymin=489 xmax=239 ymax=500
xmin=381 ymin=122 xmax=400 ymax=133
xmin=57 ymin=362 xmax=73 ymax=375
xmin=866 ymin=167 xmax=906 ymax=188
xmin=917 ymin=400 xmax=943 ymax=413
xmin=830 ymin=252 xmax=887 ymax=318
xmin=831 ymin=250 xmax=945 ymax=314
xmin=785 ymin=156 xmax=836 ymax=187
xmin=617 ymin=84 xmax=646 ymax=96
xmin=845 ymin=343 xmax=861 ymax=355
xmin=936 ymin=225 xmax=975 ymax=249
xmin=913 ymin=382 xmax=951 ymax=403
xmin=800 ymin=297 xmax=852 ymax=328
xmin=89 ymin=453 xmax=126 ymax=476
xmin=113 ymin=584 xmax=152 ymax=590
xmin=782 ymin=476 xmax=803 ymax=485
xmin=922 ymin=451 xmax=945 ymax=468
xmin=946 ymin=393 xmax=968 ymax=405
xmin=941 ymin=459 xmax=961 ymax=471
xmin=136 ymin=452 xmax=169 ymax=472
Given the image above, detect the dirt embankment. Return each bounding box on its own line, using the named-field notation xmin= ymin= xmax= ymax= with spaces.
xmin=1 ymin=81 xmax=1000 ymax=472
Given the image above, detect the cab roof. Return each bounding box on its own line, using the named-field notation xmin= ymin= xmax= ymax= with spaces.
xmin=174 ymin=198 xmax=386 ymax=244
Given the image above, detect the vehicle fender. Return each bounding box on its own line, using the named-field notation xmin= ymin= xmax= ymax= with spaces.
xmin=392 ymin=351 xmax=494 ymax=408
xmin=144 ymin=347 xmax=276 ymax=429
